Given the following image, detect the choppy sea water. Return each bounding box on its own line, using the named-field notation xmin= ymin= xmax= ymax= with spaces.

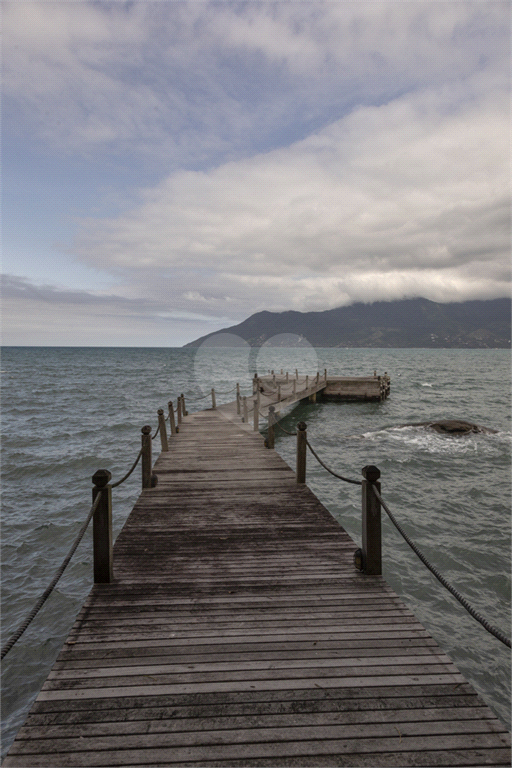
xmin=1 ymin=345 xmax=510 ymax=758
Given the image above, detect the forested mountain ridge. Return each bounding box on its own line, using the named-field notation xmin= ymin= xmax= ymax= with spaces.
xmin=184 ymin=298 xmax=511 ymax=348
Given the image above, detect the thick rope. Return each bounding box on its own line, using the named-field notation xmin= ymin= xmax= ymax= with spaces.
xmin=370 ymin=483 xmax=511 ymax=648
xmin=151 ymin=422 xmax=160 ymax=440
xmin=305 ymin=438 xmax=362 ymax=486
xmin=274 ymin=420 xmax=297 ymax=437
xmin=214 ymin=386 xmax=238 ymax=395
xmin=186 ymin=391 xmax=213 ymax=401
xmin=1 ymin=493 xmax=102 ymax=660
xmin=111 ymin=448 xmax=143 ymax=489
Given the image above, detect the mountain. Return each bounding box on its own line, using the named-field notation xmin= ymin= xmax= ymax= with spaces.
xmin=184 ymin=298 xmax=511 ymax=348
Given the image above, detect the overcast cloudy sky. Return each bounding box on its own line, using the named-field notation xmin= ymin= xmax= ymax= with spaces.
xmin=3 ymin=1 xmax=510 ymax=346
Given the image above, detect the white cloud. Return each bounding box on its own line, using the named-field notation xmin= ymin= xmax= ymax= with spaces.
xmin=72 ymin=81 xmax=510 ymax=314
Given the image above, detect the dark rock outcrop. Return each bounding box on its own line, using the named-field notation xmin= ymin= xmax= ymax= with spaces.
xmin=409 ymin=420 xmax=497 ymax=435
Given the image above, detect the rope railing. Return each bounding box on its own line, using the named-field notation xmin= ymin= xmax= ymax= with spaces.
xmin=111 ymin=448 xmax=143 ymax=489
xmin=1 ymin=491 xmax=102 ymax=660
xmin=305 ymin=438 xmax=362 ymax=485
xmin=279 ymin=418 xmax=510 ymax=648
xmin=369 ymin=482 xmax=511 ymax=649
xmin=273 ymin=420 xmax=297 ymax=437
xmin=186 ymin=390 xmax=216 ymax=401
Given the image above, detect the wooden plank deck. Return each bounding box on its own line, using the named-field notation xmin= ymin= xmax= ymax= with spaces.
xmin=4 ymin=409 xmax=510 ymax=767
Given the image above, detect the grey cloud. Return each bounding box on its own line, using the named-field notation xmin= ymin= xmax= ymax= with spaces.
xmin=3 ymin=2 xmax=509 ymax=169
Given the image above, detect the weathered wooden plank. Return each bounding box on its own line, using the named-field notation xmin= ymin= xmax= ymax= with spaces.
xmin=47 ymin=655 xmax=457 ymax=683
xmin=4 ymin=734 xmax=510 ymax=767
xmin=24 ymin=683 xmax=485 ymax=716
xmin=35 ymin=673 xmax=467 ymax=701
xmin=8 ymin=718 xmax=509 ymax=756
xmin=17 ymin=705 xmax=502 ymax=740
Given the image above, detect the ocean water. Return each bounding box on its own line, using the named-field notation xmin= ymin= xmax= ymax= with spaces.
xmin=1 ymin=345 xmax=510 ymax=758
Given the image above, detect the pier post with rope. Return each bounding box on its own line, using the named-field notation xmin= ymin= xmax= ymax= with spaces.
xmin=92 ymin=469 xmax=113 ymax=584
xmin=361 ymin=465 xmax=382 ymax=576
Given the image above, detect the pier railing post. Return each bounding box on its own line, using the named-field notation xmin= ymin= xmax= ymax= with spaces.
xmin=253 ymin=396 xmax=259 ymax=432
xmin=141 ymin=425 xmax=153 ymax=489
xmin=236 ymin=383 xmax=241 ymax=414
xmin=168 ymin=400 xmax=177 ymax=435
xmin=267 ymin=405 xmax=275 ymax=449
xmin=157 ymin=409 xmax=168 ymax=452
xmin=211 ymin=388 xmax=216 ymax=409
xmin=92 ymin=469 xmax=113 ymax=583
xmin=361 ymin=465 xmax=382 ymax=575
xmin=181 ymin=393 xmax=187 ymax=417
xmin=253 ymin=374 xmax=258 ymax=394
xmin=296 ymin=422 xmax=307 ymax=483
xmin=176 ymin=396 xmax=182 ymax=425
xmin=243 ymin=395 xmax=248 ymax=423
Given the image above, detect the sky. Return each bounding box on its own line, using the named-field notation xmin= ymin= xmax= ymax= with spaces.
xmin=2 ymin=1 xmax=510 ymax=346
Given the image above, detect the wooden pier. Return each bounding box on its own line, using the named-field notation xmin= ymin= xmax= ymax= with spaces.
xmin=3 ymin=390 xmax=510 ymax=766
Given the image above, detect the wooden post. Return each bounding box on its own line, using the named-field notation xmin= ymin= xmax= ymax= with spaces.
xmin=267 ymin=405 xmax=275 ymax=449
xmin=305 ymin=375 xmax=309 ymax=390
xmin=92 ymin=469 xmax=113 ymax=583
xmin=286 ymin=372 xmax=289 ymax=383
xmin=157 ymin=409 xmax=169 ymax=452
xmin=243 ymin=395 xmax=248 ymax=423
xmin=280 ymin=369 xmax=283 ymax=375
xmin=361 ymin=465 xmax=382 ymax=576
xmin=277 ymin=384 xmax=281 ymax=401
xmin=181 ymin=393 xmax=187 ymax=417
xmin=295 ymin=369 xmax=298 ymax=378
xmin=168 ymin=400 xmax=177 ymax=435
xmin=236 ymin=383 xmax=241 ymax=415
xmin=316 ymin=371 xmax=319 ymax=384
xmin=253 ymin=396 xmax=259 ymax=432
xmin=141 ymin=425 xmax=152 ymax=489
xmin=324 ymin=368 xmax=327 ymax=384
xmin=211 ymin=388 xmax=216 ymax=409
xmin=296 ymin=422 xmax=307 ymax=483
xmin=176 ymin=396 xmax=182 ymax=425
xmin=253 ymin=374 xmax=258 ymax=394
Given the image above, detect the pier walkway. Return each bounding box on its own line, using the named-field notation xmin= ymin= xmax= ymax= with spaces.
xmin=4 ymin=408 xmax=510 ymax=766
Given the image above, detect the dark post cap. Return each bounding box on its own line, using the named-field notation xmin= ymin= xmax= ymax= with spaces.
xmin=168 ymin=400 xmax=173 ymax=405
xmin=297 ymin=421 xmax=307 ymax=431
xmin=362 ymin=465 xmax=381 ymax=482
xmin=92 ymin=469 xmax=112 ymax=487
xmin=269 ymin=405 xmax=275 ymax=412
xmin=141 ymin=425 xmax=152 ymax=435
xmin=157 ymin=408 xmax=164 ymax=415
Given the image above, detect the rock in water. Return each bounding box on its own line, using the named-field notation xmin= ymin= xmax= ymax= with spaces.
xmin=415 ymin=420 xmax=497 ymax=435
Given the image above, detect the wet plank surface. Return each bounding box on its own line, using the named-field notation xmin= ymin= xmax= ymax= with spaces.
xmin=4 ymin=410 xmax=510 ymax=766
